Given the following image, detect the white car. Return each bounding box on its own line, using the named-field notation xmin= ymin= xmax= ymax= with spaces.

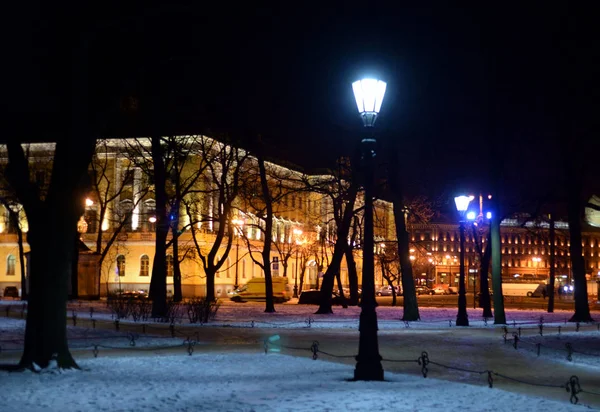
xmin=431 ymin=286 xmax=448 ymax=295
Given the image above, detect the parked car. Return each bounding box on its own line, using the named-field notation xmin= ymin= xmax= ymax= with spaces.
xmin=298 ymin=290 xmax=343 ymax=305
xmin=3 ymin=286 xmax=19 ymax=299
xmin=376 ymin=285 xmax=400 ymax=296
xmin=113 ymin=290 xmax=149 ymax=300
xmin=431 ymin=286 xmax=448 ymax=295
xmin=415 ymin=286 xmax=433 ymax=295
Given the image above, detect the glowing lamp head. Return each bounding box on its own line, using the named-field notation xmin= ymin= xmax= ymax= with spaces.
xmin=352 ymin=78 xmax=387 ymax=127
xmin=85 ymin=198 xmax=94 ymax=207
xmin=486 ymin=211 xmax=492 ymax=219
xmin=149 ymin=216 xmax=157 ymax=223
xmin=454 ymin=195 xmax=475 ymax=218
xmin=466 ymin=211 xmax=476 ymax=220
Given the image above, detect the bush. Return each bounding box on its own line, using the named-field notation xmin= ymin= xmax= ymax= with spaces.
xmin=158 ymin=299 xmax=183 ymax=324
xmin=186 ymin=297 xmax=220 ymax=323
xmin=107 ymin=292 xmax=151 ymax=322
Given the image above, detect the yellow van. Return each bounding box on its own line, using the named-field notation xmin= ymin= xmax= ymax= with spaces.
xmin=228 ymin=277 xmax=291 ymax=303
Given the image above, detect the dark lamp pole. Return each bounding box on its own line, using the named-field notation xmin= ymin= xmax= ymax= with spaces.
xmin=454 ymin=195 xmax=474 ymax=326
xmin=352 ymin=77 xmax=386 ymax=381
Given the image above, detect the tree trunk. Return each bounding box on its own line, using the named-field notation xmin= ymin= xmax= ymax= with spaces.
xmin=472 ymin=225 xmax=493 ymax=318
xmin=344 ymin=244 xmax=360 ymax=305
xmin=394 ymin=206 xmax=420 ymax=321
xmin=315 ymin=184 xmax=357 ymax=314
xmin=257 ymin=156 xmax=275 ymax=313
xmin=567 ymin=190 xmax=593 ymax=322
xmin=490 ymin=198 xmax=506 ymax=325
xmin=548 ymin=216 xmax=556 ymax=313
xmin=387 ymin=147 xmax=419 ymax=321
xmin=205 ymin=266 xmax=216 ymax=301
xmin=335 ymin=271 xmax=348 ymax=308
xmin=71 ymin=233 xmax=79 ymax=299
xmin=20 ymin=218 xmax=79 ymax=369
xmin=149 ymin=136 xmax=168 ymax=317
xmin=172 ymin=231 xmax=182 ymax=302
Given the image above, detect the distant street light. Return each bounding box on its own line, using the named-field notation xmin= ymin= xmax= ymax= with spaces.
xmin=352 ymin=77 xmax=386 ymax=381
xmin=454 ymin=195 xmax=474 ymax=326
xmin=293 ymin=228 xmax=303 ymax=298
xmin=232 ymin=218 xmax=245 ymax=289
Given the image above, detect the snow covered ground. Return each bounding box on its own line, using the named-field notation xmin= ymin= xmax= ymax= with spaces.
xmin=0 ymin=300 xmax=599 ymax=411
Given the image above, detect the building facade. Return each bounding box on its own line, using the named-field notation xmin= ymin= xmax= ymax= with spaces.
xmin=0 ymin=137 xmax=395 ymax=299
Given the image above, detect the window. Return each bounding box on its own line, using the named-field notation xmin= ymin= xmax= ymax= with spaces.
xmin=117 ymin=255 xmax=126 ymax=277
xmin=140 ymin=255 xmax=149 ymax=276
xmin=6 ymin=254 xmax=16 ymax=276
xmin=166 ymin=254 xmax=174 ymax=277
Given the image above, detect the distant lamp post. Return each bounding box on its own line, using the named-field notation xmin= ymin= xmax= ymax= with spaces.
xmin=293 ymin=228 xmax=303 ymax=298
xmin=232 ymin=218 xmax=245 ymax=289
xmin=454 ymin=195 xmax=474 ymax=326
xmin=85 ymin=198 xmax=94 ymax=207
xmin=352 ymin=77 xmax=386 ymax=381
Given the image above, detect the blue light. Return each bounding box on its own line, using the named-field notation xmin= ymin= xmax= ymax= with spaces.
xmin=486 ymin=212 xmax=492 ymax=219
xmin=466 ymin=211 xmax=476 ymax=220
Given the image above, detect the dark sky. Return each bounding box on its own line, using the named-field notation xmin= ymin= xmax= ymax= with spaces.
xmin=7 ymin=4 xmax=599 ymax=202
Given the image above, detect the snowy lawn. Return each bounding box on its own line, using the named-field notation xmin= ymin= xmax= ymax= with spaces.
xmin=0 ymin=300 xmax=599 ymax=411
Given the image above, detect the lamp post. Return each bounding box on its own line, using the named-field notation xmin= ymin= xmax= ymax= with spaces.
xmin=454 ymin=195 xmax=474 ymax=326
xmin=232 ymin=218 xmax=244 ymax=289
xmin=352 ymin=77 xmax=386 ymax=381
xmin=293 ymin=228 xmax=303 ymax=298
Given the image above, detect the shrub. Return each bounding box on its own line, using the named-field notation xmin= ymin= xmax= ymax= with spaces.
xmin=186 ymin=297 xmax=220 ymax=324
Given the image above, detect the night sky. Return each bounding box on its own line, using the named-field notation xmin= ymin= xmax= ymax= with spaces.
xmin=6 ymin=4 xmax=599 ymax=202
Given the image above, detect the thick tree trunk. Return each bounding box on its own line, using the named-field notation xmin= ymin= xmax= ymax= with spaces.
xmin=205 ymin=266 xmax=216 ymax=301
xmin=490 ymin=200 xmax=506 ymax=325
xmin=20 ymin=220 xmax=78 ymax=369
xmin=150 ymin=136 xmax=168 ymax=317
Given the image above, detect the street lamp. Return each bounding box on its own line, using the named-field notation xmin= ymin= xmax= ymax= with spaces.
xmin=293 ymin=228 xmax=303 ymax=298
xmin=454 ymin=195 xmax=474 ymax=326
xmin=352 ymin=77 xmax=386 ymax=381
xmin=232 ymin=218 xmax=245 ymax=289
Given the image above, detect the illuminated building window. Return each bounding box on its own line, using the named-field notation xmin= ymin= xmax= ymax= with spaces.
xmin=6 ymin=254 xmax=16 ymax=276
xmin=140 ymin=255 xmax=149 ymax=276
xmin=117 ymin=255 xmax=126 ymax=277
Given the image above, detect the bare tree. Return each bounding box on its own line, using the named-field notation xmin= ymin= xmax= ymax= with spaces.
xmin=88 ymin=139 xmax=149 ymax=296
xmin=186 ymin=137 xmax=250 ymax=302
xmin=238 ymin=145 xmax=300 ymax=313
